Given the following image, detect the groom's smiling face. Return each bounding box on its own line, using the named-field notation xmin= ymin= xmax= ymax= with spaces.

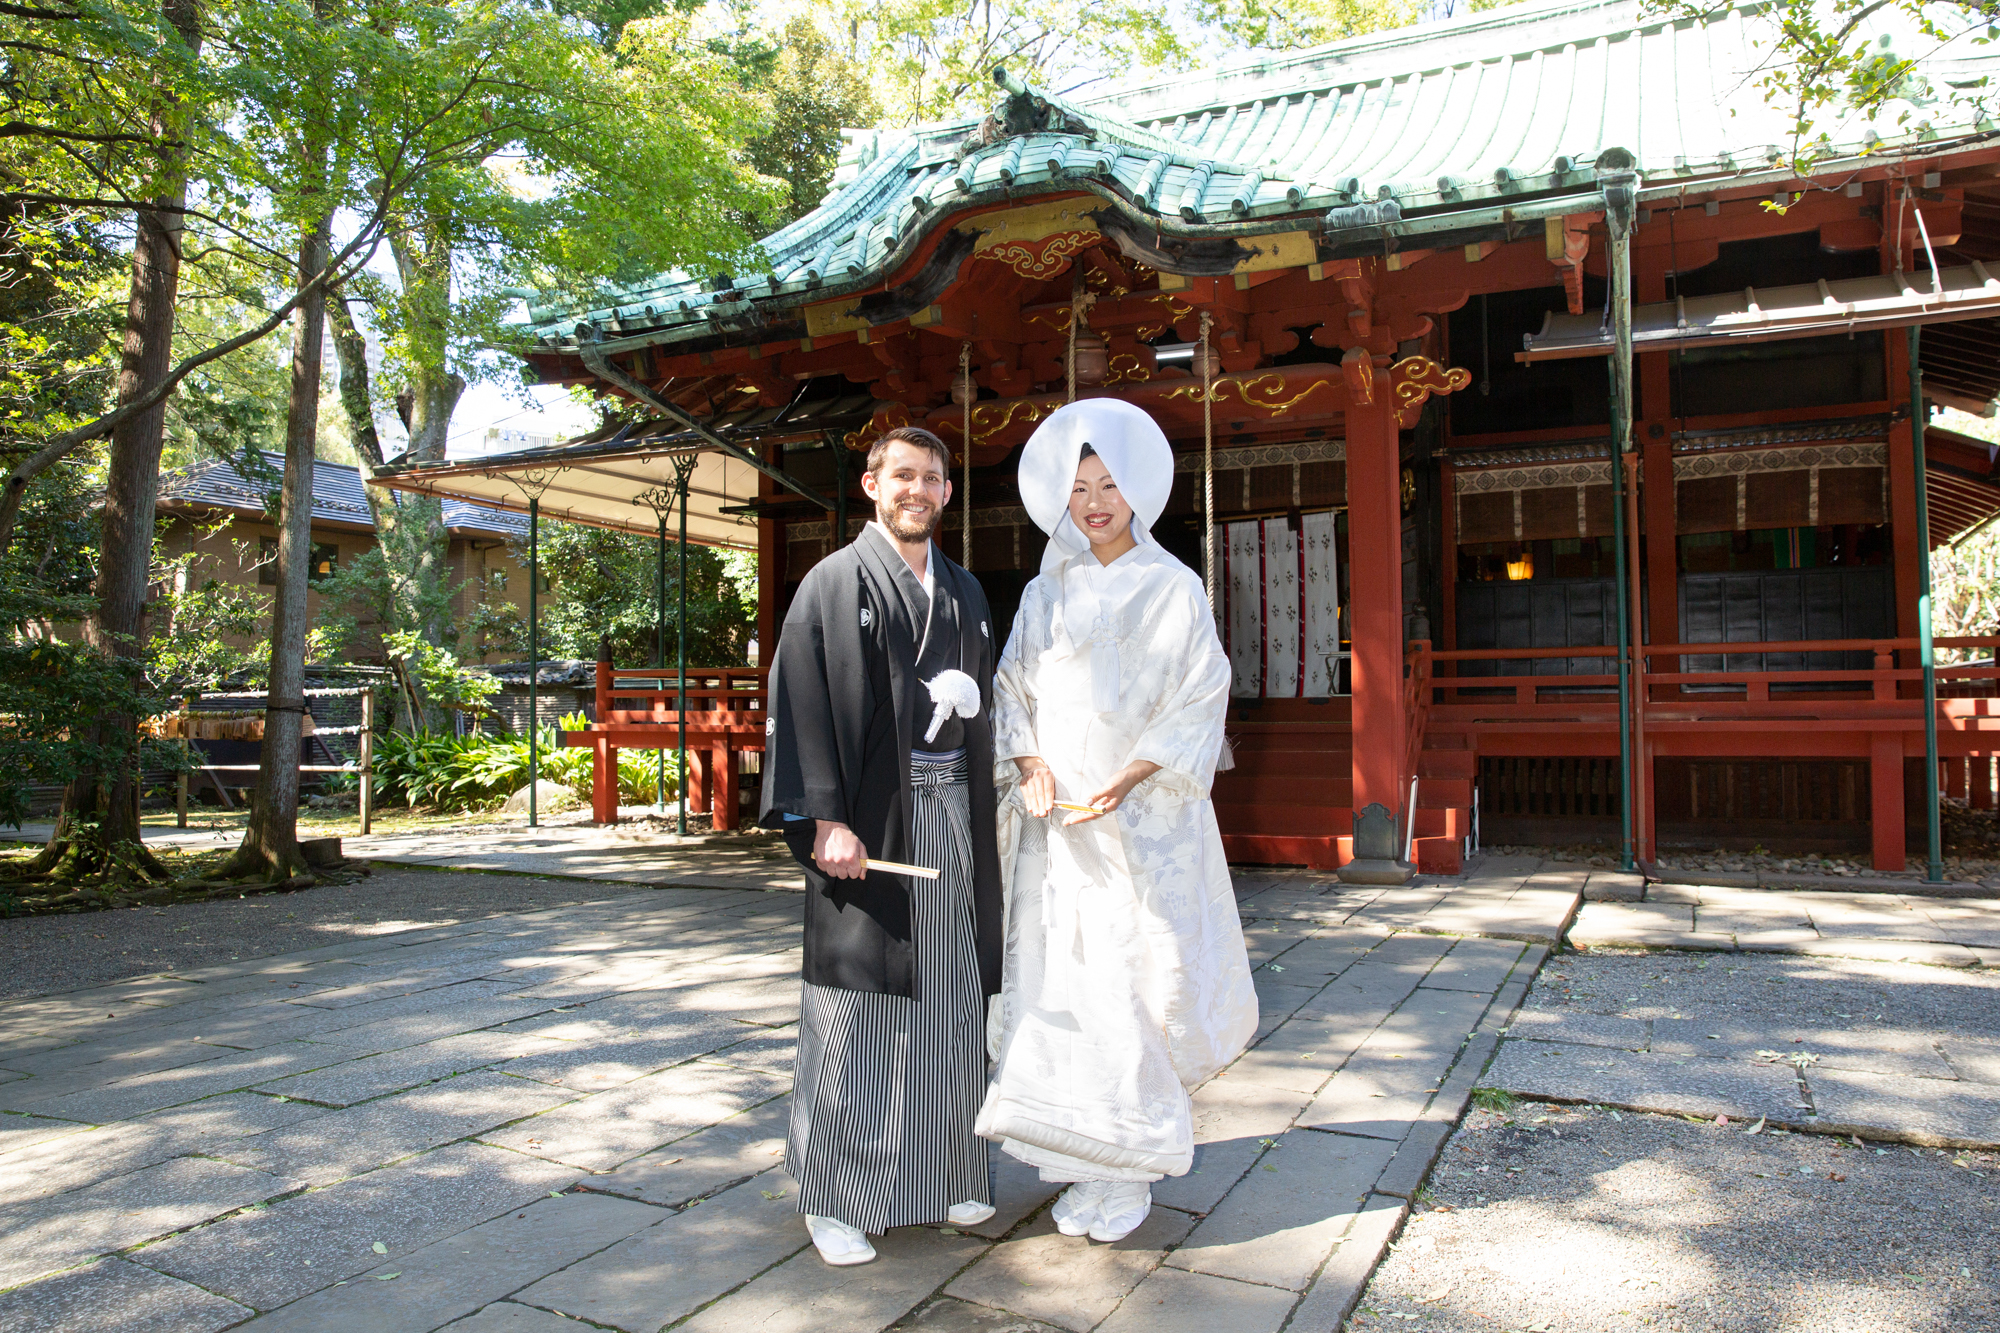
xmin=864 ymin=439 xmax=952 ymax=542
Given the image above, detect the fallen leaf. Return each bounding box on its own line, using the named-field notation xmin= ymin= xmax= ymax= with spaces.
xmin=375 ymin=1273 xmax=400 ymax=1281
xmin=1744 ymin=1118 xmax=1767 ymax=1136
xmin=549 ymin=1191 xmax=564 ymax=1198
xmin=1829 ymin=1172 xmax=1847 ymax=1182
xmin=371 ymin=1242 xmax=387 ymax=1255
xmin=761 ymin=1189 xmax=785 ymax=1200
xmin=1715 ymin=1115 xmax=1730 ymax=1127
xmin=1418 ymin=1285 xmax=1453 ymax=1303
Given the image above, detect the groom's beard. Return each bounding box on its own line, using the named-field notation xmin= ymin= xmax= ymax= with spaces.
xmin=876 ymin=494 xmax=941 ymax=543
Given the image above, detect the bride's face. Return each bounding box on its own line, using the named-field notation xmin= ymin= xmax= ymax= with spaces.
xmin=1069 ymin=454 xmax=1133 ymax=548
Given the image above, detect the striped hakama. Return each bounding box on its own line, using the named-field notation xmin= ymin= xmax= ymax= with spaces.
xmin=787 ymin=750 xmax=990 ymax=1234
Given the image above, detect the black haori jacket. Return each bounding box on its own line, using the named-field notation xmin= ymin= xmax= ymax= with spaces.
xmin=758 ymin=529 xmax=1003 ymax=1000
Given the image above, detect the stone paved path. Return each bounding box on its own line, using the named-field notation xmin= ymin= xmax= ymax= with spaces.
xmin=4 ymin=841 xmax=1994 ymax=1333
xmin=0 ymin=856 xmax=1585 ymax=1333
xmin=8 ymin=820 xmax=805 ymax=892
xmin=1570 ymin=881 xmax=2000 ymax=968
xmin=1482 ymin=944 xmax=2000 ymax=1149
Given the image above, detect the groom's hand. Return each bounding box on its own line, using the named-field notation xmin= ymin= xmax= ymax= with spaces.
xmin=814 ymin=820 xmax=867 ymax=879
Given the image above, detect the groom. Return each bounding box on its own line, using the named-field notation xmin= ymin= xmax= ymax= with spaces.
xmin=758 ymin=425 xmax=1004 ymax=1266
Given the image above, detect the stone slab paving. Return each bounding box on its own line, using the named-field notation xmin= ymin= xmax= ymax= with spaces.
xmin=1483 ymin=948 xmax=2000 ymax=1149
xmin=0 ymin=850 xmax=1582 ymax=1332
xmin=1572 ymin=877 xmax=2000 ymax=966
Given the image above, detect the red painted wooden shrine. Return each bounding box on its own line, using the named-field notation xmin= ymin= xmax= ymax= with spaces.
xmin=374 ymin=4 xmax=2000 ymax=874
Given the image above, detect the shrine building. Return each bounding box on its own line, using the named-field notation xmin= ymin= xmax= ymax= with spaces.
xmin=376 ymin=0 xmax=2000 ymax=875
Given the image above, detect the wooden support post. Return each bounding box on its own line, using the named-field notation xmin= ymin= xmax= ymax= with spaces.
xmin=359 ymin=687 xmax=374 ymax=835
xmin=1870 ymin=733 xmax=1907 ymax=872
xmin=592 ymin=735 xmax=618 ymax=824
xmin=1973 ymin=756 xmax=1994 ymax=811
xmin=176 ymin=695 xmax=191 ymax=828
xmin=711 ymin=739 xmax=738 ymax=831
xmin=1343 ymin=365 xmax=1407 ymax=827
xmin=687 ymin=747 xmax=712 ymax=815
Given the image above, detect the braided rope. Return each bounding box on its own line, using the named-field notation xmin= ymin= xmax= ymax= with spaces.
xmin=959 ymin=340 xmax=972 ymax=569
xmin=1201 ymin=311 xmax=1216 ymax=606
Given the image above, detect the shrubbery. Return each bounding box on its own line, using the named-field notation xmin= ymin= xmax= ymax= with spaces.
xmin=371 ymin=714 xmax=681 ymax=812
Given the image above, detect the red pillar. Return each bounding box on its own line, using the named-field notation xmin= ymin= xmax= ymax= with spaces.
xmin=592 ymin=736 xmax=619 ymax=824
xmin=1871 ymin=733 xmax=1906 ymax=871
xmin=711 ymin=740 xmax=739 ymax=830
xmin=1346 ymin=365 xmax=1406 ymax=821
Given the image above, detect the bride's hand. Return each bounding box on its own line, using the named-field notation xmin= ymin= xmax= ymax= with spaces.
xmin=1015 ymin=757 xmax=1055 ymax=818
xmin=1063 ymin=760 xmax=1162 ymax=825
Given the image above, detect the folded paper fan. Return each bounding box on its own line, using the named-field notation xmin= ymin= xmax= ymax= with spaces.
xmin=923 ymin=669 xmax=981 ymax=743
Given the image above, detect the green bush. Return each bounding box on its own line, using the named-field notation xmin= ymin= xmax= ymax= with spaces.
xmin=371 ymin=723 xmax=679 ymax=812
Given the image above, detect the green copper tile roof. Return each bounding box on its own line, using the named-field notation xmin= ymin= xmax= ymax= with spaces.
xmin=526 ymin=0 xmax=2000 ymax=347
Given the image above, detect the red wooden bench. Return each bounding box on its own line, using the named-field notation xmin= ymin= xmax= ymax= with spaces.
xmin=560 ymin=652 xmax=767 ymax=828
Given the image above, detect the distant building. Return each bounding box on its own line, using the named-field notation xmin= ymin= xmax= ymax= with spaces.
xmin=154 ymin=453 xmax=536 ymax=662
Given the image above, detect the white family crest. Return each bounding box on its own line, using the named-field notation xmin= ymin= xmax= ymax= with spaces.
xmin=981 ymin=621 xmax=990 ymax=638
xmin=859 ymin=607 xmax=873 ymax=628
xmin=765 ymin=717 xmax=776 ymax=736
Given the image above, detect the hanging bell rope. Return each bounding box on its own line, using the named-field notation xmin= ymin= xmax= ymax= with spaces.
xmin=1066 ymin=262 xmax=1088 ymax=404
xmin=959 ymin=340 xmax=973 ymax=569
xmin=1200 ymin=310 xmax=1216 ymax=607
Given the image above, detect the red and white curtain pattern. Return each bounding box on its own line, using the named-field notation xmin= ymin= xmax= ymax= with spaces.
xmin=1213 ymin=512 xmax=1340 ymax=698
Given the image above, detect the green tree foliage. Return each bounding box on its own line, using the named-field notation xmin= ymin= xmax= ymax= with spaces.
xmin=1646 ymin=1 xmax=1997 ymax=173
xmin=520 ymin=518 xmax=755 ymax=669
xmin=1191 ymin=0 xmax=1500 ymax=50
xmin=811 ymin=0 xmax=1191 ymax=124
xmin=738 ymin=16 xmax=879 ymax=230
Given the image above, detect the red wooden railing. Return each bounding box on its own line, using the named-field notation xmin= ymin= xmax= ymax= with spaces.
xmin=594 ymin=665 xmax=767 ymax=723
xmin=569 ymin=663 xmax=769 ymax=828
xmin=1427 ymin=637 xmax=2000 ymax=706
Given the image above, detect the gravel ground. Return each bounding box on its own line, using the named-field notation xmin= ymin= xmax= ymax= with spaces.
xmin=0 ymin=867 xmax=673 ymax=1002
xmin=1355 ymin=1104 xmax=2000 ymax=1333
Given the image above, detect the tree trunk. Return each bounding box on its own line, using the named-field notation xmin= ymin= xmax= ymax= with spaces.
xmin=326 ymin=293 xmax=451 ymax=729
xmin=30 ymin=0 xmax=201 ymax=879
xmin=214 ymin=216 xmax=332 ymax=882
xmin=386 ymin=216 xmax=462 ymax=669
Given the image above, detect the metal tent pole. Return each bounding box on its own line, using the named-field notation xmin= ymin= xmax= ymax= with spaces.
xmin=528 ymin=496 xmax=539 ymax=829
xmin=1602 ymin=154 xmax=1639 ymax=873
xmin=656 ymin=513 xmax=667 ymax=813
xmin=1911 ymin=324 xmax=1944 ymax=882
xmin=672 ymin=455 xmax=696 ymax=838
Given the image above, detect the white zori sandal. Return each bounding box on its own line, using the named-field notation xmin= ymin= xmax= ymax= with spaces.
xmin=947 ymin=1200 xmax=996 ymax=1225
xmin=1087 ymin=1182 xmax=1152 ymax=1243
xmin=1051 ymin=1181 xmax=1112 ymax=1237
xmin=804 ymin=1214 xmax=876 ymax=1266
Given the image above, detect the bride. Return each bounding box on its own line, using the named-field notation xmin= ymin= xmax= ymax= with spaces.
xmin=976 ymin=398 xmax=1257 ymax=1243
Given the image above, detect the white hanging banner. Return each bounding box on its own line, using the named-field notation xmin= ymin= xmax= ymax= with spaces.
xmin=1302 ymin=509 xmax=1341 ymax=696
xmin=1225 ymin=520 xmax=1262 ymax=697
xmin=1262 ymin=516 xmax=1301 ymax=698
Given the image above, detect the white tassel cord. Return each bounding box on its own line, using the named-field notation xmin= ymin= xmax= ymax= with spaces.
xmin=923 ymin=669 xmax=982 ymax=743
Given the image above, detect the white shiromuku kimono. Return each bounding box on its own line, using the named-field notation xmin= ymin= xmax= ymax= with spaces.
xmin=976 ymin=540 xmax=1258 ymax=1181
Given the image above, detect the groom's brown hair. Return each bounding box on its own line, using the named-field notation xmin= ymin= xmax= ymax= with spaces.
xmin=865 ymin=426 xmax=952 ymax=477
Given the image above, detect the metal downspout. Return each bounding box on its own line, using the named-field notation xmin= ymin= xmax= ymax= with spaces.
xmin=1911 ymin=325 xmax=1943 ymax=882
xmin=577 ymin=340 xmax=835 ymax=512
xmin=1601 ymin=153 xmax=1639 ymax=873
